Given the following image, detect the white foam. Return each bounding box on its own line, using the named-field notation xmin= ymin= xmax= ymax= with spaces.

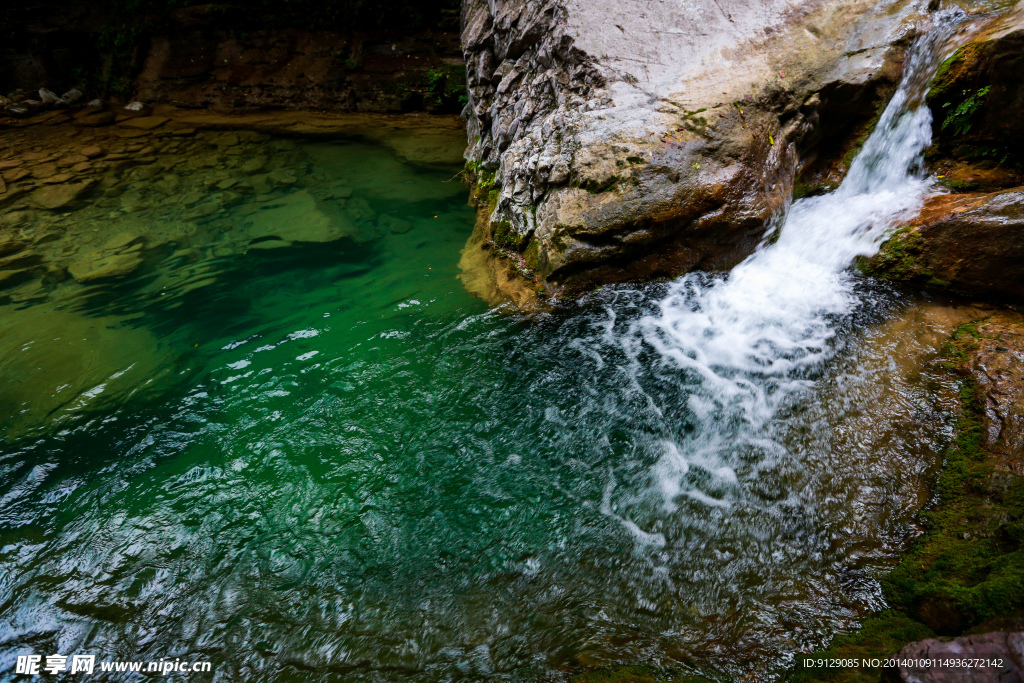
xmin=616 ymin=11 xmax=964 ymax=531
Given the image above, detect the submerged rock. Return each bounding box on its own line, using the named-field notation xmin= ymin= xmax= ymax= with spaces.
xmin=242 ymin=190 xmax=359 ymax=244
xmin=29 ymin=180 xmax=96 ymax=210
xmin=68 ymin=249 xmax=145 ymax=282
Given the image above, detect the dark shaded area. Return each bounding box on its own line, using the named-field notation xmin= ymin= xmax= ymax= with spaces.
xmin=927 ymin=30 xmax=1024 ymax=169
xmin=0 ymin=0 xmax=464 ymax=113
xmin=792 ymin=47 xmax=907 ymax=198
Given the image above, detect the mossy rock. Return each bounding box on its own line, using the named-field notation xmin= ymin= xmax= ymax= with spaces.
xmin=523 ymin=237 xmax=542 ymax=272
xmin=858 ymin=226 xmax=928 ymax=282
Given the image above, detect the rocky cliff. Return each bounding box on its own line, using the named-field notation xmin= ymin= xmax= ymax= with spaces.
xmin=457 ymin=0 xmax=1010 ymax=303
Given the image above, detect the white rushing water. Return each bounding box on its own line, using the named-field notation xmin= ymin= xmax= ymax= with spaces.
xmin=612 ymin=12 xmax=966 ymax=528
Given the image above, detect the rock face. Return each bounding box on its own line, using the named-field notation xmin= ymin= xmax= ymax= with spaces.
xmin=884 ymin=632 xmax=1024 ymax=682
xmin=864 ymin=189 xmax=1024 ymax=302
xmin=927 ymin=4 xmax=1024 ymax=171
xmin=458 ymin=0 xmax=1016 ymax=300
xmin=0 ymin=1 xmax=465 ymax=116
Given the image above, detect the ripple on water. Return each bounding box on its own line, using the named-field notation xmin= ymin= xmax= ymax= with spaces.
xmin=0 ymin=74 xmax=986 ymax=683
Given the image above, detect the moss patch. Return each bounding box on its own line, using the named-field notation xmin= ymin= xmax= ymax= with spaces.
xmin=523 ymin=237 xmax=541 ymax=272
xmin=857 ymin=226 xmax=929 ymax=281
xmin=569 ymin=666 xmax=711 ymax=683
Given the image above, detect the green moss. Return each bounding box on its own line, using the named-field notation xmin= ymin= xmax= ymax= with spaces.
xmin=930 ymin=48 xmax=967 ymax=100
xmin=858 ymin=227 xmax=926 ymax=281
xmin=491 ymin=220 xmax=519 ymax=250
xmin=523 ymin=237 xmax=541 ymax=272
xmin=569 ymin=666 xmax=710 ymax=683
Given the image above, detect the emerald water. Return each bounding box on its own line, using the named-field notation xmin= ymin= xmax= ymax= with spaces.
xmin=0 ymin=24 xmax=967 ymax=678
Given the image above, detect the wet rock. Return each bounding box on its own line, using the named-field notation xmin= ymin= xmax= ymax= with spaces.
xmin=267 ymin=168 xmax=297 ymax=185
xmin=68 ymin=249 xmax=145 ymax=282
xmin=101 ymin=232 xmax=143 ymax=251
xmin=119 ymin=192 xmax=150 ymax=213
xmin=119 ymin=115 xmax=169 ymax=130
xmin=3 ymin=168 xmax=31 ymax=183
xmin=30 ymin=162 xmax=58 ymax=180
xmin=57 ymin=154 xmax=89 ymax=167
xmin=883 ymin=632 xmax=1024 ymax=682
xmin=240 ymin=156 xmax=267 ymax=173
xmin=0 ymin=234 xmax=27 ymax=257
xmin=936 ymin=161 xmax=1021 ymax=192
xmin=0 ymin=176 xmax=5 ymax=195
xmin=61 ymin=88 xmax=83 ymax=104
xmin=866 ymin=189 xmax=1024 ymax=302
xmin=379 ymin=215 xmax=412 ymax=234
xmin=211 ymin=133 xmax=239 ymax=147
xmin=155 ymin=175 xmax=181 ymax=193
xmin=0 ymin=211 xmax=30 ymax=228
xmin=124 ymin=101 xmax=146 ymax=112
xmin=30 ymin=180 xmax=96 ymax=210
xmin=0 ymin=160 xmax=23 ymax=171
xmin=73 ymin=109 xmax=116 ymax=127
xmin=962 ymin=314 xmax=1024 ymax=474
xmin=4 ymin=103 xmax=33 ymax=118
xmin=80 ymin=146 xmax=104 ymax=158
xmin=71 ymin=162 xmax=92 ymax=173
xmin=927 ymin=19 xmax=1024 ymax=168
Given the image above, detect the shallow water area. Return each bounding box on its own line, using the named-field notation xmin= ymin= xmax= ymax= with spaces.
xmin=0 ymin=102 xmax=984 ymax=682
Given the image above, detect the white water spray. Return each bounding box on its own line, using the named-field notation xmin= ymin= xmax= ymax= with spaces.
xmin=624 ymin=12 xmax=965 ymax=517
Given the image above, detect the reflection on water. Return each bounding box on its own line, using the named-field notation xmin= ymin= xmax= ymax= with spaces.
xmin=0 ymin=116 xmax=976 ymax=682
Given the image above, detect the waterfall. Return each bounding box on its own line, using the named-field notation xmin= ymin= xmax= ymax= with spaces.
xmin=617 ymin=11 xmax=965 ymax=522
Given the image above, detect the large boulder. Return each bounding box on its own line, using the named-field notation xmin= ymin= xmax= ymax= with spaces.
xmin=458 ymin=0 xmax=1020 ymax=301
xmin=863 ymin=189 xmax=1024 ymax=302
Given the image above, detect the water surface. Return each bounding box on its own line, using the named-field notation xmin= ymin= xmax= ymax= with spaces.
xmin=0 ymin=16 xmax=974 ymax=681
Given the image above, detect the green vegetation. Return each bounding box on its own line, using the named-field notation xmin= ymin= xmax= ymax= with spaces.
xmin=792 ymin=320 xmax=1024 ymax=682
xmin=569 ymin=665 xmax=711 ymax=683
xmin=856 ymin=226 xmax=927 ymax=281
xmin=427 ymin=64 xmax=469 ymax=108
xmin=491 ymin=220 xmax=521 ymax=250
xmin=941 ymin=86 xmax=991 ymax=136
